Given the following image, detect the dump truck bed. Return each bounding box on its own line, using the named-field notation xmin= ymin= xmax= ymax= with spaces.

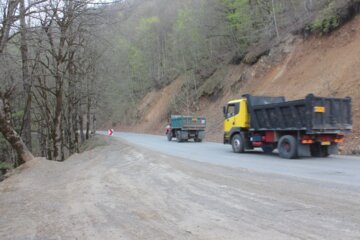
xmin=245 ymin=94 xmax=352 ymax=133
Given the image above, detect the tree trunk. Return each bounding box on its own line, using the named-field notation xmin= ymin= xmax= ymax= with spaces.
xmin=67 ymin=57 xmax=76 ymax=154
xmin=73 ymin=95 xmax=80 ymax=153
xmin=79 ymin=114 xmax=85 ymax=143
xmin=0 ymin=92 xmax=34 ymax=163
xmin=20 ymin=0 xmax=32 ymax=151
xmin=86 ymin=95 xmax=91 ymax=140
xmin=53 ymin=77 xmax=63 ymax=161
xmin=85 ymin=72 xmax=92 ymax=140
xmin=272 ymin=0 xmax=280 ymax=41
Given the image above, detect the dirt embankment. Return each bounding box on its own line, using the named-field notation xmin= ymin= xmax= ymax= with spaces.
xmin=122 ymin=15 xmax=360 ymax=154
xmin=1 ymin=136 xmax=360 ymax=240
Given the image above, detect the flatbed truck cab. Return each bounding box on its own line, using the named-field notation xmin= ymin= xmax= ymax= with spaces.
xmin=223 ymin=94 xmax=352 ymax=159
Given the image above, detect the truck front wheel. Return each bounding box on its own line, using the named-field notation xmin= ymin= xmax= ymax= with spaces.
xmin=278 ymin=135 xmax=298 ymax=159
xmin=232 ymin=134 xmax=245 ymax=153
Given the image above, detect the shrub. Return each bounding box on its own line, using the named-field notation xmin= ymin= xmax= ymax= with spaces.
xmin=310 ymin=2 xmax=340 ymax=33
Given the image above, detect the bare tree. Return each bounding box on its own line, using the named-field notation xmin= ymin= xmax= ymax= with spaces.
xmin=0 ymin=0 xmax=35 ymax=163
xmin=0 ymin=86 xmax=34 ymax=163
xmin=19 ymin=0 xmax=32 ymax=151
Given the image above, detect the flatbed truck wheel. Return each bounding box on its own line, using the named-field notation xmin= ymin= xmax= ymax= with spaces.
xmin=278 ymin=135 xmax=298 ymax=159
xmin=194 ymin=133 xmax=202 ymax=142
xmin=167 ymin=132 xmax=172 ymax=141
xmin=232 ymin=134 xmax=245 ymax=153
xmin=176 ymin=131 xmax=182 ymax=143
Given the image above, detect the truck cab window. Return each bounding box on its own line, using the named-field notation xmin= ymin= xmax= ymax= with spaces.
xmin=227 ymin=103 xmax=239 ymax=118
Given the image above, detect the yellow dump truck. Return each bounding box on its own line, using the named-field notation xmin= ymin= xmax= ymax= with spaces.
xmin=223 ymin=94 xmax=352 ymax=159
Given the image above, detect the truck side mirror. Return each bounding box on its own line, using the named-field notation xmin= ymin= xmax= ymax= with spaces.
xmin=223 ymin=106 xmax=226 ymax=118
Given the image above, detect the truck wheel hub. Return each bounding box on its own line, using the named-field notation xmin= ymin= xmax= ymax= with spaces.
xmin=282 ymin=142 xmax=290 ymax=152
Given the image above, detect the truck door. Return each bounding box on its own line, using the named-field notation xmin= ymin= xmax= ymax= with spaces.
xmin=224 ymin=103 xmax=240 ymax=133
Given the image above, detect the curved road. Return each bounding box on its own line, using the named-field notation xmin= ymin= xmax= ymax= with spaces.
xmin=112 ymin=132 xmax=360 ymax=187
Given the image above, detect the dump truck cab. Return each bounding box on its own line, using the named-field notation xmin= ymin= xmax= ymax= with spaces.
xmin=223 ymin=98 xmax=250 ymax=144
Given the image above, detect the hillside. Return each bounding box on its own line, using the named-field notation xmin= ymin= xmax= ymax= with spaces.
xmin=122 ymin=15 xmax=360 ymax=154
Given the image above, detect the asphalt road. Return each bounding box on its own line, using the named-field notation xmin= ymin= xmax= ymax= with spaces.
xmin=111 ymin=132 xmax=360 ymax=187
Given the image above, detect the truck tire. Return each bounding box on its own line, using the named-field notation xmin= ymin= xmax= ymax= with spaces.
xmin=167 ymin=132 xmax=172 ymax=141
xmin=232 ymin=134 xmax=245 ymax=153
xmin=278 ymin=135 xmax=298 ymax=159
xmin=176 ymin=131 xmax=182 ymax=143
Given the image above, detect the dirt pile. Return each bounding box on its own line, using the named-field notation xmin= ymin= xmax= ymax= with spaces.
xmin=117 ymin=15 xmax=360 ymax=154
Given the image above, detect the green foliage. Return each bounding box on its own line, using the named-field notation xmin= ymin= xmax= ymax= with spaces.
xmin=0 ymin=162 xmax=13 ymax=170
xmin=222 ymin=0 xmax=251 ymax=32
xmin=128 ymin=46 xmax=145 ymax=79
xmin=138 ymin=16 xmax=160 ymax=32
xmin=173 ymin=8 xmax=207 ymax=69
xmin=0 ymin=134 xmax=7 ymax=145
xmin=174 ymin=3 xmax=221 ymax=77
xmin=310 ymin=2 xmax=340 ymax=33
xmin=12 ymin=110 xmax=24 ymax=120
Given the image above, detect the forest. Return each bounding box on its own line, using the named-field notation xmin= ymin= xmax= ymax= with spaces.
xmin=0 ymin=0 xmax=358 ymax=171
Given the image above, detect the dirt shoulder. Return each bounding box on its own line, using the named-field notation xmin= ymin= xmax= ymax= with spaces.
xmin=1 ymin=136 xmax=359 ymax=240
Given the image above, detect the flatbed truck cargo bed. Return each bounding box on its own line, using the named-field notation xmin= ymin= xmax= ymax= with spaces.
xmin=167 ymin=115 xmax=206 ymax=142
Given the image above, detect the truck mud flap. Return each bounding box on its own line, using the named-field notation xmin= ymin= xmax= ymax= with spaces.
xmin=297 ymin=143 xmax=338 ymax=157
xmin=328 ymin=144 xmax=338 ymax=155
xmin=297 ymin=144 xmax=311 ymax=157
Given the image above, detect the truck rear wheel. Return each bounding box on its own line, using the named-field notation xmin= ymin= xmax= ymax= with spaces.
xmin=232 ymin=134 xmax=245 ymax=153
xmin=278 ymin=135 xmax=298 ymax=159
xmin=176 ymin=131 xmax=183 ymax=143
